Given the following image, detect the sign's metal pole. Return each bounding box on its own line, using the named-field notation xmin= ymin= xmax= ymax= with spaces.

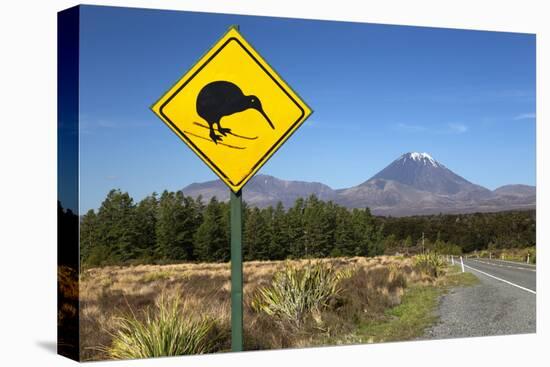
xmin=230 ymin=189 xmax=243 ymax=351
xmin=230 ymin=23 xmax=243 ymax=353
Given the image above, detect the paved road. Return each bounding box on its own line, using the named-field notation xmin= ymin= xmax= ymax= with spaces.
xmin=463 ymin=258 xmax=536 ymax=292
xmin=423 ymin=257 xmax=536 ymax=339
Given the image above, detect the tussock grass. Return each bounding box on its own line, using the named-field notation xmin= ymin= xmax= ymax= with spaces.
xmin=141 ymin=270 xmax=176 ymax=283
xmin=105 ymin=294 xmax=223 ymax=359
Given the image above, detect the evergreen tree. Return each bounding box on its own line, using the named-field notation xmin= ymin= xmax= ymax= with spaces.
xmin=303 ymin=195 xmax=331 ymax=257
xmin=96 ymin=189 xmax=138 ymax=263
xmin=350 ymin=209 xmax=370 ymax=256
xmin=80 ymin=209 xmax=99 ymax=265
xmin=286 ymin=198 xmax=305 ymax=258
xmin=333 ymin=206 xmax=354 ymax=256
xmin=368 ymin=222 xmax=385 ymax=256
xmin=134 ymin=194 xmax=158 ymax=261
xmin=244 ymin=207 xmax=269 ymax=260
xmin=155 ymin=191 xmax=200 ymax=262
xmin=220 ymin=200 xmax=231 ymax=258
xmin=194 ymin=197 xmax=229 ymax=262
xmin=268 ymin=202 xmax=288 ymax=260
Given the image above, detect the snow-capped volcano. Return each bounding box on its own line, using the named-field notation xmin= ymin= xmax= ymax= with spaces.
xmin=366 ymin=152 xmax=486 ymax=195
xmin=402 ymin=152 xmax=441 ymax=167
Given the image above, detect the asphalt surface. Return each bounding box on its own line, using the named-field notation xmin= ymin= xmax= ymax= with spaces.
xmin=423 ymin=258 xmax=536 ymax=340
xmin=463 ymin=258 xmax=536 ymax=292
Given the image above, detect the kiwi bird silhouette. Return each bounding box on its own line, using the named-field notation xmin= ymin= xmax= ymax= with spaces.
xmin=196 ymin=81 xmax=274 ymax=144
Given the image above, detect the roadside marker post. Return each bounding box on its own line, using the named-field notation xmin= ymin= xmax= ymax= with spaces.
xmin=460 ymin=256 xmax=465 ymax=273
xmin=527 ymin=254 xmax=530 ymax=264
xmin=451 ymin=255 xmax=455 ymax=265
xmin=151 ymin=26 xmax=312 ymax=352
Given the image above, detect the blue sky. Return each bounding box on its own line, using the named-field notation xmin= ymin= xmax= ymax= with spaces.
xmin=78 ymin=5 xmax=536 ymax=214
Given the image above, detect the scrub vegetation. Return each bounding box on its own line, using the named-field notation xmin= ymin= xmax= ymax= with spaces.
xmin=78 ymin=255 xmax=474 ymax=361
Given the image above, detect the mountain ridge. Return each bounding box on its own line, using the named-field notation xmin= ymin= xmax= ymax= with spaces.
xmin=181 ymin=152 xmax=535 ymax=216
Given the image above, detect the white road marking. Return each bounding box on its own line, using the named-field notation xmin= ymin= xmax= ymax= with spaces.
xmin=461 ymin=263 xmax=536 ymax=295
xmin=471 ymin=259 xmax=536 ymax=272
xmin=483 ymin=258 xmax=536 ymax=267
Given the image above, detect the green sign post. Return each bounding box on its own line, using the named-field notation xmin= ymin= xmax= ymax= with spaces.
xmin=230 ymin=190 xmax=243 ymax=351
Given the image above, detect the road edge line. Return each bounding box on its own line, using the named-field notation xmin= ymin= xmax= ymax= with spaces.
xmin=476 ymin=258 xmax=536 ymax=268
xmin=471 ymin=259 xmax=536 ymax=272
xmin=462 ymin=263 xmax=536 ymax=295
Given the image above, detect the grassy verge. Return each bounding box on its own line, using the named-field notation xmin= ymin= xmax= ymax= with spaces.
xmin=355 ymin=285 xmax=439 ymax=343
xmin=351 ymin=265 xmax=479 ymax=344
xmin=441 ymin=265 xmax=479 ymax=288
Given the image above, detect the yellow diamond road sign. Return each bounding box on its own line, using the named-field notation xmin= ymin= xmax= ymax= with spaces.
xmin=151 ymin=27 xmax=312 ymax=193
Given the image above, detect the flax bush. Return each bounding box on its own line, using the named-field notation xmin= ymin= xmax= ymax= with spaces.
xmin=107 ymin=294 xmax=220 ymax=359
xmin=413 ymin=253 xmax=446 ymax=278
xmin=250 ymin=261 xmax=353 ymax=327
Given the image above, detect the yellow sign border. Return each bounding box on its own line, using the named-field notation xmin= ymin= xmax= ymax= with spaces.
xmin=151 ymin=27 xmax=313 ymax=193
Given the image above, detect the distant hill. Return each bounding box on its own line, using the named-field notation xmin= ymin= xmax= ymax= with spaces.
xmin=182 ymin=174 xmax=337 ymax=209
xmin=493 ymin=184 xmax=536 ymax=198
xmin=181 ymin=152 xmax=535 ymax=216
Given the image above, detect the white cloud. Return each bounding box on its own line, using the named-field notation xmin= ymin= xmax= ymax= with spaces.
xmin=514 ymin=113 xmax=536 ymax=120
xmin=447 ymin=123 xmax=468 ymax=134
xmin=394 ymin=122 xmax=468 ymax=134
xmin=80 ymin=117 xmax=154 ymax=134
xmin=395 ymin=123 xmax=427 ymax=132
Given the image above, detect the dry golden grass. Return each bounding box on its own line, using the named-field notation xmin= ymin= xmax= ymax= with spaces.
xmin=78 ymin=256 xmax=432 ymax=361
